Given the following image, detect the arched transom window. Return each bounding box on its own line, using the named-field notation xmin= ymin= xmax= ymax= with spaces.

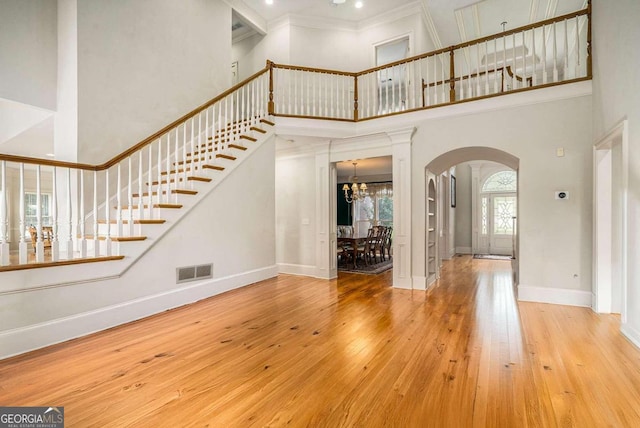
xmin=482 ymin=170 xmax=517 ymax=193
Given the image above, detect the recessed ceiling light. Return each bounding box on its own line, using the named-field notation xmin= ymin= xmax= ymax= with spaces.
xmin=355 ymin=1 xmax=364 ymax=8
xmin=332 ymin=0 xmax=346 ymax=4
xmin=266 ymin=0 xmax=273 ymax=5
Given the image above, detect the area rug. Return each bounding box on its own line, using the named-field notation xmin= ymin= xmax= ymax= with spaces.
xmin=338 ymin=259 xmax=393 ymax=275
xmin=473 ymin=254 xmax=513 ymax=261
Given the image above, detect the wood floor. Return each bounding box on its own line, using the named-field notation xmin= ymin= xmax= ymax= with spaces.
xmin=1 ymin=256 xmax=640 ymax=427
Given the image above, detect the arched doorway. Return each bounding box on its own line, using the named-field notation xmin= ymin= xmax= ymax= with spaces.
xmin=425 ymin=147 xmax=520 ymax=287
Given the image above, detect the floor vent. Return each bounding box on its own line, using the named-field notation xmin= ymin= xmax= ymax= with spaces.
xmin=176 ymin=263 xmax=213 ymax=284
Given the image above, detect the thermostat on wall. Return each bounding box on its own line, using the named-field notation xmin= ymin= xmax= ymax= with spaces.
xmin=555 ymin=191 xmax=569 ymax=200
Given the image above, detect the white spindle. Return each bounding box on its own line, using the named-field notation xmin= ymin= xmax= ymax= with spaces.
xmin=104 ymin=168 xmax=111 ymax=256
xmin=542 ymin=25 xmax=548 ymax=84
xmin=502 ymin=33 xmax=507 ymax=91
xmin=531 ymin=28 xmax=537 ymax=86
xmin=79 ymin=170 xmax=86 ymax=257
xmin=511 ymin=33 xmax=517 ymax=89
xmin=128 ymin=158 xmax=134 ymax=235
xmin=441 ymin=55 xmax=446 ymax=102
xmin=35 ymin=165 xmax=44 ymax=262
xmin=484 ymin=41 xmax=490 ymax=94
xmin=19 ymin=163 xmax=27 ymax=264
xmin=166 ymin=132 xmax=171 ymax=203
xmin=52 ymin=166 xmax=59 ymax=261
xmin=0 ymin=161 xmax=8 ymax=266
xmin=138 ymin=150 xmax=144 ymax=222
xmin=116 ymin=163 xmax=122 ymax=237
xmin=476 ymin=45 xmax=481 ymax=95
xmin=156 ymin=138 xmax=162 ymax=208
xmin=66 ymin=168 xmax=73 ymax=260
xmin=574 ymin=16 xmax=580 ymax=77
xmin=553 ymin=22 xmax=559 ymax=82
xmin=182 ymin=122 xmax=188 ymax=187
xmin=493 ymin=39 xmax=498 ymax=93
xmin=147 ymin=144 xmax=153 ymax=220
xmin=173 ymin=128 xmax=179 ymax=203
xmin=93 ymin=171 xmax=99 ymax=257
xmin=564 ymin=19 xmax=569 ymax=79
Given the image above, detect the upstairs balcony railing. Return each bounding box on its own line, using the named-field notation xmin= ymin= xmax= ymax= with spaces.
xmin=269 ymin=5 xmax=590 ymax=121
xmin=0 ymin=5 xmax=590 ymax=269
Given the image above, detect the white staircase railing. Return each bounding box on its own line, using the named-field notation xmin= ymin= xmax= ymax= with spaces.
xmin=0 ymin=68 xmax=270 ymax=267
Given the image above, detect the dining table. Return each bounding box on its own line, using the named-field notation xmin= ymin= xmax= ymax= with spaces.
xmin=337 ymin=235 xmax=369 ymax=268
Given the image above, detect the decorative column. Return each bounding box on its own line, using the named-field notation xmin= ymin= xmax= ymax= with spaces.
xmin=315 ymin=144 xmax=336 ymax=279
xmin=388 ymin=127 xmax=415 ymax=289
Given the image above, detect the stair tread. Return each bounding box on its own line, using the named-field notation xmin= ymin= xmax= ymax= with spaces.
xmin=82 ymin=235 xmax=147 ymax=242
xmin=216 ymin=154 xmax=237 ymax=160
xmin=98 ymin=219 xmax=166 ymax=225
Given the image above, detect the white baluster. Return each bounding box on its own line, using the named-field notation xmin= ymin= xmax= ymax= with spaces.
xmin=51 ymin=166 xmax=59 ymax=261
xmin=182 ymin=122 xmax=188 ymax=187
xmin=512 ymin=33 xmax=517 ymax=89
xmin=542 ymin=24 xmax=548 ymax=84
xmin=564 ymin=19 xmax=569 ymax=80
xmin=79 ymin=170 xmax=87 ymax=257
xmin=441 ymin=54 xmax=446 ymax=102
xmin=493 ymin=39 xmax=498 ymax=93
xmin=116 ymin=163 xmax=122 ymax=238
xmin=147 ymin=143 xmax=153 ymax=219
xmin=165 ymin=132 xmax=171 ymax=203
xmin=174 ymin=127 xmax=180 ymax=202
xmin=0 ymin=161 xmax=8 ymax=266
xmin=425 ymin=57 xmax=430 ymax=106
xmin=19 ymin=163 xmax=27 ymax=264
xmin=531 ymin=28 xmax=537 ymax=86
xmin=484 ymin=41 xmax=490 ymax=94
xmin=574 ymin=16 xmax=580 ymax=78
xmin=128 ymin=158 xmax=134 ymax=235
xmin=35 ymin=164 xmax=44 ymax=262
xmin=553 ymin=22 xmax=559 ymax=82
xmin=138 ymin=150 xmax=143 ymax=222
xmin=502 ymin=33 xmax=507 ymax=91
xmin=476 ymin=45 xmax=481 ymax=95
xmin=104 ymin=168 xmax=111 ymax=256
xmin=66 ymin=168 xmax=73 ymax=260
xmin=156 ymin=137 xmax=162 ymax=209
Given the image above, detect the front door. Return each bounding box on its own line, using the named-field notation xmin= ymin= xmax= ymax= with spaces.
xmin=479 ymin=193 xmax=516 ymax=255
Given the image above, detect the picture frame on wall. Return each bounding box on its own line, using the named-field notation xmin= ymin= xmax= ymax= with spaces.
xmin=451 ymin=175 xmax=456 ymax=208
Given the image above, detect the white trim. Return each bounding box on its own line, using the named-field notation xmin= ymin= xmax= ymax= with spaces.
xmin=0 ymin=265 xmax=278 ymax=359
xmin=621 ymin=323 xmax=640 ymax=350
xmin=517 ymin=285 xmax=592 ymax=307
xmin=456 ymin=246 xmax=472 ymax=254
xmin=277 ymin=263 xmax=320 ymax=278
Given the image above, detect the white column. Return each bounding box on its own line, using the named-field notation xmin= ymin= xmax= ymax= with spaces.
xmin=314 ymin=144 xmax=334 ymax=280
xmin=388 ymin=127 xmax=415 ymax=290
xmin=469 ymin=163 xmax=481 ymax=254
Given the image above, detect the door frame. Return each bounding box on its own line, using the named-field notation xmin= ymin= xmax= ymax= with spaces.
xmin=593 ymin=119 xmax=628 ymax=319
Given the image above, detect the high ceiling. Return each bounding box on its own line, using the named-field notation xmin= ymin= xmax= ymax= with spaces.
xmin=234 ymin=0 xmax=587 ymax=48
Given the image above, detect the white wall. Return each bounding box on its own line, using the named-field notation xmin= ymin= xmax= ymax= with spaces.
xmin=232 ymin=24 xmax=290 ymax=81
xmin=454 ymin=162 xmax=472 ymax=252
xmin=0 ymin=137 xmax=276 ymax=355
xmin=233 ymin=9 xmax=431 ymax=80
xmin=592 ymin=0 xmax=640 ymax=344
xmin=0 ymin=0 xmax=57 ymax=110
xmin=77 ymin=0 xmax=232 ymax=163
xmin=275 ymin=153 xmax=317 ymax=271
xmin=412 ymin=95 xmax=593 ymax=297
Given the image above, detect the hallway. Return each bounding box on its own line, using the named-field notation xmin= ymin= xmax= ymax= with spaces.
xmin=1 ymin=257 xmax=639 ymax=426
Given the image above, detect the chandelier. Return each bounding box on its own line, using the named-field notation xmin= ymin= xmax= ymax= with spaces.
xmin=342 ymin=162 xmax=367 ymax=203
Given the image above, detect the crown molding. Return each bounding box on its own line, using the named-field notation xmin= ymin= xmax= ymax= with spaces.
xmin=358 ymin=1 xmax=424 ymax=31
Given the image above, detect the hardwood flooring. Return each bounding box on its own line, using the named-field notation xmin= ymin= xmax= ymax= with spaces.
xmin=1 ymin=256 xmax=640 ymax=427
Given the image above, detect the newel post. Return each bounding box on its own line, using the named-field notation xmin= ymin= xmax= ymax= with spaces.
xmin=267 ymin=60 xmax=275 ymax=115
xmin=353 ymin=74 xmax=359 ymax=121
xmin=449 ymin=48 xmax=456 ymax=102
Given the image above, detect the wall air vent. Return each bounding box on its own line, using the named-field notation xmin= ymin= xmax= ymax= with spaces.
xmin=176 ymin=264 xmax=213 ymax=284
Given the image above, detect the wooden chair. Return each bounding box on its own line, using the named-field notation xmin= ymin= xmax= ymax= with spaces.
xmin=29 ymin=226 xmax=53 ymax=254
xmin=384 ymin=227 xmax=393 ymax=260
xmin=356 ymin=228 xmax=377 ymax=266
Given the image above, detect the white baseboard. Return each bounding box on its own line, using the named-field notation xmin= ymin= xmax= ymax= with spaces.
xmin=0 ymin=265 xmax=278 ymax=360
xmin=412 ymin=276 xmax=427 ymax=291
xmin=621 ymin=323 xmax=640 ymax=350
xmin=517 ymin=285 xmax=592 ymax=307
xmin=277 ymin=263 xmax=318 ymax=278
xmin=456 ymin=246 xmax=472 ymax=254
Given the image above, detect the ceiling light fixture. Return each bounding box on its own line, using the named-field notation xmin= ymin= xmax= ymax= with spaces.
xmin=355 ymin=1 xmax=364 ymax=8
xmin=266 ymin=0 xmax=273 ymax=5
xmin=332 ymin=0 xmax=347 ymax=5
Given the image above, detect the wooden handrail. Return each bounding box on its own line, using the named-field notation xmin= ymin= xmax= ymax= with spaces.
xmin=271 ymin=62 xmax=357 ymax=77
xmin=0 ymin=66 xmax=270 ymax=171
xmin=356 ymin=7 xmax=588 ymax=76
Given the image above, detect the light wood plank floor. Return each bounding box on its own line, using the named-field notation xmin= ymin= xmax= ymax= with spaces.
xmin=1 ymin=256 xmax=640 ymax=427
